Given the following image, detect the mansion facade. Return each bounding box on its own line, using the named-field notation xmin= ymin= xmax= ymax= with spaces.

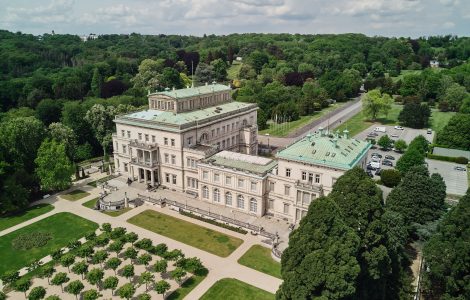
xmin=113 ymin=84 xmax=370 ymax=223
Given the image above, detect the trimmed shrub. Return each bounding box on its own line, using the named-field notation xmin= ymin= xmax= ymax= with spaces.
xmin=12 ymin=232 xmax=52 ymax=250
xmin=380 ymin=169 xmax=402 ymax=188
xmin=427 ymin=154 xmax=469 ymax=165
xmin=455 ymin=156 xmax=469 ymax=164
xmin=179 ymin=211 xmax=248 ymax=234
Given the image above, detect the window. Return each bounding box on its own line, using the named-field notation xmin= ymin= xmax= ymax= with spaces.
xmin=171 ymin=139 xmax=175 ymax=146
xmin=211 ymin=129 xmax=215 ymax=137
xmin=124 ymin=163 xmax=128 ymax=172
xmin=213 ymin=189 xmax=220 ymax=202
xmin=225 ymin=176 xmax=232 ymax=185
xmin=237 ymin=195 xmax=244 ymax=209
xmin=217 ymin=128 xmax=220 ymax=135
xmin=249 ymin=198 xmax=257 ymax=212
xmin=171 ymin=155 xmax=176 ymax=165
xmin=269 ymin=181 xmax=275 ymax=192
xmin=238 ymin=179 xmax=244 ymax=188
xmin=187 ymin=137 xmax=193 ymax=146
xmin=152 ymin=135 xmax=156 ymax=143
xmin=145 ymin=134 xmax=149 ymax=142
xmin=284 ymin=185 xmax=290 ymax=196
xmin=283 ymin=203 xmax=290 ymax=214
xmin=187 ymin=158 xmax=191 ymax=167
xmin=164 ymin=138 xmax=168 ymax=145
xmin=222 ymin=140 xmax=225 ymax=149
xmin=202 ymin=186 xmax=209 ymax=199
xmin=203 ymin=171 xmax=209 ymax=180
xmin=222 ymin=126 xmax=225 ymax=133
xmin=268 ymin=199 xmax=274 ymax=209
xmin=138 ymin=133 xmax=142 ymax=140
xmin=286 ymin=168 xmax=291 ymax=177
xmin=115 ymin=142 xmax=118 ymax=150
xmin=165 ymin=173 xmax=170 ymax=183
xmin=251 ymin=182 xmax=257 ymax=192
xmin=315 ymin=174 xmax=321 ymax=183
xmin=121 ymin=129 xmax=125 ymax=136
xmin=214 ymin=173 xmax=220 ymax=182
xmin=117 ymin=159 xmax=120 ymax=168
xmin=127 ymin=131 xmax=131 ymax=138
xmin=308 ymin=173 xmax=314 ymax=183
xmin=302 ymin=171 xmax=307 ymax=181
xmin=164 ymin=154 xmax=169 ymax=163
xmin=122 ymin=145 xmax=127 ymax=154
xmin=225 ymin=192 xmax=232 ymax=205
xmin=172 ymin=175 xmax=177 ymax=184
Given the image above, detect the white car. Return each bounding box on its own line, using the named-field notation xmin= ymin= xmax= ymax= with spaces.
xmin=394 ymin=126 xmax=404 ymax=130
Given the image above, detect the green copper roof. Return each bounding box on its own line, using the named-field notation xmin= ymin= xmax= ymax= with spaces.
xmin=115 ymin=101 xmax=257 ymax=132
xmin=150 ymin=84 xmax=230 ymax=99
xmin=202 ymin=151 xmax=278 ymax=176
xmin=276 ymin=132 xmax=371 ymax=170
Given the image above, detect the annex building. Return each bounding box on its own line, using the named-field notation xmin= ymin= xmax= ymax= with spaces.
xmin=113 ymin=84 xmax=370 ymax=223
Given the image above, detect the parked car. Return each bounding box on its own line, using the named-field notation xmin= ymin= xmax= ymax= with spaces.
xmin=368 ymin=132 xmax=379 ymax=137
xmin=385 ymin=155 xmax=395 ymax=160
xmin=427 ymin=128 xmax=432 ymax=134
xmin=391 ymin=134 xmax=399 ymax=138
xmin=367 ymin=164 xmax=376 ymax=171
xmin=375 ymin=168 xmax=382 ymax=176
xmin=366 ymin=170 xmax=374 ymax=177
xmin=394 ymin=126 xmax=404 ymax=130
xmin=454 ymin=166 xmax=467 ymax=171
xmin=382 ymin=160 xmax=393 ymax=166
xmin=371 ymin=153 xmax=382 ymax=158
xmin=374 ymin=127 xmax=386 ymax=132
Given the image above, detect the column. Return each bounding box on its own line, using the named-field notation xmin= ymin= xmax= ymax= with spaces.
xmin=150 ymin=151 xmax=153 ymax=166
xmin=144 ymin=168 xmax=148 ymax=183
xmin=151 ymin=170 xmax=155 ymax=186
xmin=137 ymin=167 xmax=142 ymax=182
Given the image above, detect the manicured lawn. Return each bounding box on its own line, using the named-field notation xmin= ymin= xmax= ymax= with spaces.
xmin=128 ymin=210 xmax=243 ymax=257
xmin=200 ymin=278 xmax=275 ymax=300
xmin=167 ymin=274 xmax=207 ymax=300
xmin=391 ymin=70 xmax=423 ymax=83
xmin=0 ymin=204 xmax=54 ymax=232
xmin=238 ymin=245 xmax=281 ymax=278
xmin=336 ymin=104 xmax=402 ymax=137
xmin=430 ymin=109 xmax=455 ymax=133
xmin=82 ymin=198 xmax=132 ymax=217
xmin=87 ymin=174 xmax=118 ymax=187
xmin=0 ymin=212 xmax=98 ymax=274
xmin=259 ymin=102 xmax=346 ymax=137
xmin=61 ymin=189 xmax=90 ymax=201
xmin=227 ymin=62 xmax=242 ymax=80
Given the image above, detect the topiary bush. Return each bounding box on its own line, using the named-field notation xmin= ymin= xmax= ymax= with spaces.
xmin=380 ymin=169 xmax=402 ymax=188
xmin=12 ymin=232 xmax=52 ymax=250
xmin=455 ymin=156 xmax=469 ymax=164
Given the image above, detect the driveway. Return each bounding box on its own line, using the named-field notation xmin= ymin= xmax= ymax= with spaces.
xmin=356 ymin=124 xmax=434 ymax=144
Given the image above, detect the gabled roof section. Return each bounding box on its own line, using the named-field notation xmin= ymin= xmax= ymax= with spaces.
xmin=150 ymin=84 xmax=230 ymax=100
xmin=276 ymin=132 xmax=371 ymax=170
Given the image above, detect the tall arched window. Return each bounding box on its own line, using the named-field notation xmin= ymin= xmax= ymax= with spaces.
xmin=213 ymin=188 xmax=220 ymax=202
xmin=249 ymin=198 xmax=257 ymax=213
xmin=225 ymin=192 xmax=232 ymax=205
xmin=242 ymin=119 xmax=248 ymax=126
xmin=200 ymin=133 xmax=209 ymax=143
xmin=237 ymin=195 xmax=244 ymax=209
xmin=202 ymin=186 xmax=209 ymax=199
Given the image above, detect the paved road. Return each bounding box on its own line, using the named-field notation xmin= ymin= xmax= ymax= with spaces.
xmin=0 ymin=173 xmax=282 ymax=298
xmin=258 ymin=95 xmax=363 ymax=149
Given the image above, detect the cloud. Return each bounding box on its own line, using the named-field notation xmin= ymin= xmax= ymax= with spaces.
xmin=3 ymin=0 xmax=75 ymax=25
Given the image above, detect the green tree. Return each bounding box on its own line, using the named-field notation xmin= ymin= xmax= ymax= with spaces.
xmin=65 ymin=280 xmax=84 ymax=300
xmin=48 ymin=122 xmax=77 ymax=162
xmin=117 ymin=283 xmax=135 ymax=300
xmin=91 ymin=250 xmax=109 ymax=267
xmin=194 ymin=63 xmax=214 ymax=86
xmin=39 ymin=264 xmax=55 ymax=285
xmin=35 ymin=99 xmax=64 ymax=126
xmin=159 ymin=67 xmax=184 ymax=90
xmin=396 ymin=148 xmax=425 ymax=174
xmin=1 ymin=270 xmax=20 ymax=286
xmin=441 ymin=83 xmax=468 ymax=112
xmin=380 ymin=169 xmax=401 ymax=187
xmin=138 ymin=293 xmax=151 ymax=300
xmin=82 ymin=289 xmax=101 ymax=300
xmin=91 ymin=68 xmax=103 ymax=97
xmin=105 ymin=257 xmax=122 ymax=275
xmin=14 ymin=278 xmax=32 ymax=298
xmin=77 ymin=244 xmax=94 ymax=261
xmin=139 ymin=271 xmax=155 ymax=291
xmin=103 ymin=276 xmax=119 ymax=296
xmin=398 ymin=102 xmax=431 ymax=129
xmin=154 ymin=280 xmax=171 ymax=298
xmin=423 ymin=190 xmax=470 ymax=299
xmin=387 ymin=166 xmax=445 ymax=227
xmin=378 ymin=134 xmax=393 ymax=150
xmin=28 ymin=286 xmax=46 ymax=300
xmin=101 ymin=222 xmax=112 ymax=233
xmin=71 ymin=261 xmax=88 ymax=279
xmin=171 ymin=267 xmax=186 ymax=286
xmin=108 ymin=240 xmax=124 ymax=256
xmin=35 ymin=139 xmax=74 ymax=191
xmin=211 ymin=58 xmax=228 ymax=81
xmin=123 ymin=247 xmax=138 ymax=264
xmin=436 ymin=114 xmax=470 ymax=151
xmin=86 ymin=268 xmax=104 ymax=289
xmin=408 ymin=135 xmax=429 ymax=154
xmin=153 ymin=259 xmax=168 ymax=274
xmin=0 ymin=291 xmax=5 ymax=300
xmin=44 ymin=296 xmax=60 ymax=300
xmin=124 ymin=232 xmax=138 ymax=245
xmin=277 ymin=196 xmax=360 ymax=299
xmin=84 ymin=104 xmax=116 ymax=158
xmin=137 ymin=253 xmax=152 ymax=267
xmin=51 ymin=272 xmax=70 ymax=292
xmin=131 ymin=58 xmax=165 ymax=90
xmin=121 ymin=264 xmax=135 ymax=282
xmin=394 ymin=139 xmax=407 ymax=152
xmin=60 ymin=253 xmax=75 ymax=272
xmin=248 ymin=51 xmax=269 ymax=74
xmin=363 ymin=89 xmax=393 ymax=120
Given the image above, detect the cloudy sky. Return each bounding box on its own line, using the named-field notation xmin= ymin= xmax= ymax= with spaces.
xmin=0 ymin=0 xmax=468 ymax=37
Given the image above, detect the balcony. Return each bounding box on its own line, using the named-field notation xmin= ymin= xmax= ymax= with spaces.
xmin=295 ymin=180 xmax=323 ymax=194
xmin=129 ymin=139 xmax=158 ymax=150
xmin=130 ymin=157 xmax=158 ymax=168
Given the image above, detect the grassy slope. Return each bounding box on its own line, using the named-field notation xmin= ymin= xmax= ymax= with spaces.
xmin=237 ymin=245 xmax=281 ymax=278
xmin=259 ymin=103 xmax=346 ymax=137
xmin=0 ymin=212 xmax=98 ymax=274
xmin=167 ymin=274 xmax=207 ymax=300
xmin=429 ymin=109 xmax=455 ymax=132
xmin=0 ymin=204 xmax=54 ymax=232
xmin=227 ymin=62 xmax=242 ymax=80
xmin=200 ymin=278 xmax=275 ymax=300
xmin=128 ymin=210 xmax=243 ymax=257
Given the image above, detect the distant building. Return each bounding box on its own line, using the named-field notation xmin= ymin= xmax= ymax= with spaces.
xmin=112 ymin=85 xmax=370 ymax=223
xmin=430 ymin=60 xmax=440 ymax=68
xmin=80 ymin=33 xmax=98 ymax=42
xmin=235 ymin=56 xmax=243 ymax=61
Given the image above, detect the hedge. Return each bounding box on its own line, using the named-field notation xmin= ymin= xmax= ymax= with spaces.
xmin=427 ymin=153 xmax=468 ymax=165
xmin=179 ymin=211 xmax=248 ymax=234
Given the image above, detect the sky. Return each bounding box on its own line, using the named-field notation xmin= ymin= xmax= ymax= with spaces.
xmin=0 ymin=0 xmax=469 ymax=37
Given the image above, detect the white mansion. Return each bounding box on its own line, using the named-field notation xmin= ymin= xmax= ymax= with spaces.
xmin=113 ymin=84 xmax=370 ymax=223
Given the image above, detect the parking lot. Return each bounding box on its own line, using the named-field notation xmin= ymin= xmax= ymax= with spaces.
xmin=357 ymin=124 xmax=468 ymax=196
